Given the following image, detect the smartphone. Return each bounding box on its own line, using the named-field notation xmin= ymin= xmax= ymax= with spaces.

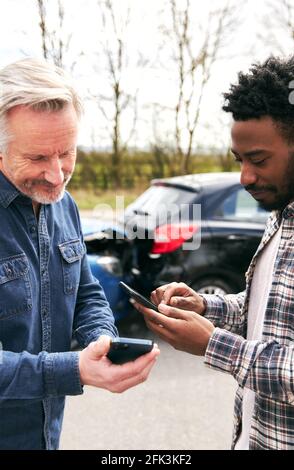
xmin=107 ymin=337 xmax=154 ymax=364
xmin=119 ymin=281 xmax=159 ymax=312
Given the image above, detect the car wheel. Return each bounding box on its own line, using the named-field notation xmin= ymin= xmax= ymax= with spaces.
xmin=191 ymin=278 xmax=234 ymax=295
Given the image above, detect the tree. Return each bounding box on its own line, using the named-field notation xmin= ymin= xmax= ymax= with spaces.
xmin=159 ymin=0 xmax=238 ymax=174
xmin=37 ymin=0 xmax=49 ymax=60
xmin=91 ymin=0 xmax=145 ymax=188
xmin=260 ymin=0 xmax=294 ymax=54
xmin=36 ymin=0 xmax=75 ymax=68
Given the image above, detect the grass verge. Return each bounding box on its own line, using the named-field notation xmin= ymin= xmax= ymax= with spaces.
xmin=68 ymin=188 xmax=140 ymax=210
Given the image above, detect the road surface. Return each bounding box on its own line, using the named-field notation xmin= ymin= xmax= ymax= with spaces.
xmin=60 ymin=336 xmax=237 ymax=450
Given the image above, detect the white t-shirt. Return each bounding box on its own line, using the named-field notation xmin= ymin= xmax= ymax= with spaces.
xmin=234 ymin=223 xmax=282 ymax=450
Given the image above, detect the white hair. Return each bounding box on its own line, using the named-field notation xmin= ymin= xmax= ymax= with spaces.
xmin=0 ymin=57 xmax=83 ymax=152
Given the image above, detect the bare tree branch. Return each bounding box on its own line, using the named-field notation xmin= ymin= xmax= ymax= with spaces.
xmin=260 ymin=0 xmax=294 ymax=52
xmin=90 ymin=0 xmax=144 ymax=188
xmin=163 ymin=0 xmax=238 ymax=174
xmin=37 ymin=0 xmax=48 ymax=59
xmin=35 ymin=0 xmax=79 ymax=69
xmin=122 ymin=90 xmax=139 ymax=152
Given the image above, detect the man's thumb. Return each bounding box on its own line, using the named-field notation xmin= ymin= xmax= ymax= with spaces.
xmin=89 ymin=335 xmax=112 ymax=359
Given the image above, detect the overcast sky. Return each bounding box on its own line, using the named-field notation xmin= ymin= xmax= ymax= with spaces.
xmin=0 ymin=0 xmax=292 ymax=151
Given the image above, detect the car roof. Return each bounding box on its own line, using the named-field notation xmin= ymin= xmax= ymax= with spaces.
xmin=152 ymin=172 xmax=241 ymax=193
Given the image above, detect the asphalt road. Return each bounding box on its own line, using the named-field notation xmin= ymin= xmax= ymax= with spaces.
xmin=60 ymin=328 xmax=237 ymax=450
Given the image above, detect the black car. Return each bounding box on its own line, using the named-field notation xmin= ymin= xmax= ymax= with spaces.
xmin=119 ymin=172 xmax=269 ymax=296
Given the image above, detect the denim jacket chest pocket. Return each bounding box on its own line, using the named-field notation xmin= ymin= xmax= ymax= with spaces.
xmin=58 ymin=239 xmax=85 ymax=295
xmin=0 ymin=253 xmax=32 ymax=320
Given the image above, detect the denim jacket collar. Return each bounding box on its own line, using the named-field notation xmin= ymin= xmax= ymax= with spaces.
xmin=0 ymin=171 xmax=34 ymax=207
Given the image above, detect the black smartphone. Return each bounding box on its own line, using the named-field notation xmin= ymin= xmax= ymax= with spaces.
xmin=107 ymin=337 xmax=154 ymax=364
xmin=119 ymin=281 xmax=159 ymax=312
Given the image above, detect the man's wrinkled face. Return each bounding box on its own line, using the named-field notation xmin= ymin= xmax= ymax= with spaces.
xmin=231 ymin=116 xmax=294 ymax=211
xmin=0 ymin=104 xmax=79 ymax=204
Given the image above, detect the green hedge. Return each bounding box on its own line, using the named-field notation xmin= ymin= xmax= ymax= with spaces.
xmin=68 ymin=148 xmax=237 ymax=191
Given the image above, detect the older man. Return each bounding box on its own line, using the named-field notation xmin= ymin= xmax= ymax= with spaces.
xmin=0 ymin=58 xmax=159 ymax=450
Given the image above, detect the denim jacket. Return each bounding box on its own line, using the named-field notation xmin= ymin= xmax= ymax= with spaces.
xmin=0 ymin=171 xmax=118 ymax=450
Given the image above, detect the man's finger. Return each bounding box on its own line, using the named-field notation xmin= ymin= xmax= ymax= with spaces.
xmin=169 ymin=295 xmax=195 ymax=309
xmin=151 ymin=286 xmax=165 ymax=305
xmin=158 ymin=302 xmax=192 ymax=320
xmin=89 ymin=335 xmax=112 ymax=359
xmin=133 ymin=301 xmax=174 ymax=328
xmin=144 ymin=318 xmax=175 ymax=342
xmin=109 ymin=347 xmax=160 ymax=385
xmin=161 ymin=282 xmax=191 ymax=305
xmin=133 ymin=301 xmax=156 ymax=316
xmin=113 ymin=357 xmax=158 ymax=393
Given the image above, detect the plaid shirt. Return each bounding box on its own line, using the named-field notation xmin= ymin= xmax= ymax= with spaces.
xmin=203 ymin=201 xmax=294 ymax=450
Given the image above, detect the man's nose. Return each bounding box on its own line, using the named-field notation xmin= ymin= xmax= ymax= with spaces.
xmin=44 ymin=157 xmax=64 ymax=185
xmin=240 ymin=162 xmax=258 ymax=187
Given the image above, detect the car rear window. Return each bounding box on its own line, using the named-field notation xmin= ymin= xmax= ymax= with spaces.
xmin=213 ymin=187 xmax=269 ymax=222
xmin=125 ymin=185 xmax=197 ymax=217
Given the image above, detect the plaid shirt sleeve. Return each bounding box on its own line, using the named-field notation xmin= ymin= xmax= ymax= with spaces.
xmin=200 ymin=291 xmax=246 ymax=336
xmin=199 ymin=209 xmax=294 ymax=448
xmin=204 ymin=328 xmax=294 ymax=404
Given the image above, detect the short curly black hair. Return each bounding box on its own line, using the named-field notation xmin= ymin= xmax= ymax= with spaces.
xmin=223 ymin=56 xmax=294 ymax=143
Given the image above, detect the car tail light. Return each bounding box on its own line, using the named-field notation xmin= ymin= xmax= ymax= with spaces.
xmin=151 ymin=223 xmax=199 ymax=254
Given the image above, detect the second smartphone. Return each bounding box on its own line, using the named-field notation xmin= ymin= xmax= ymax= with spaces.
xmin=119 ymin=281 xmax=159 ymax=312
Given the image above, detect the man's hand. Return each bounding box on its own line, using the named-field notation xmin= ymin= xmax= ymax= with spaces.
xmin=133 ymin=302 xmax=215 ymax=356
xmin=79 ymin=335 xmax=160 ymax=393
xmin=151 ymin=282 xmax=206 ymax=315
